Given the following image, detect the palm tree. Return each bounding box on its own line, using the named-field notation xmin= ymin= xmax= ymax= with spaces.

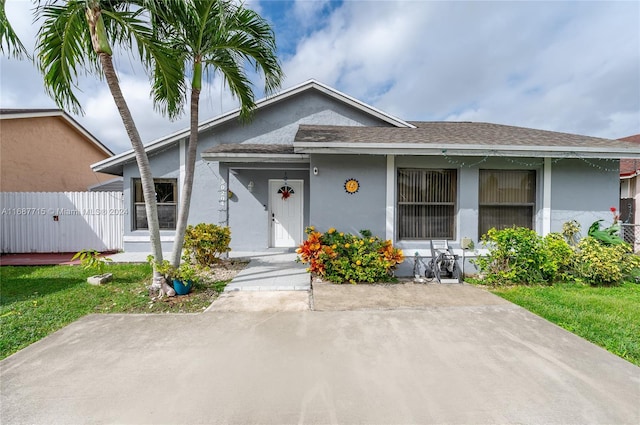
xmin=154 ymin=0 xmax=284 ymax=267
xmin=1 ymin=0 xmax=28 ymax=58
xmin=35 ymin=0 xmax=184 ymax=295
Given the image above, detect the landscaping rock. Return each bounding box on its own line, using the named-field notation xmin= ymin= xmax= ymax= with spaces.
xmin=87 ymin=273 xmax=113 ymax=285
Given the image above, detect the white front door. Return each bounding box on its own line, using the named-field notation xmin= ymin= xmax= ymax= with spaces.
xmin=269 ymin=179 xmax=303 ymax=247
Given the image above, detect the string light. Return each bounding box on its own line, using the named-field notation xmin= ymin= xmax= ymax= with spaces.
xmin=576 ymin=157 xmax=620 ymax=172
xmin=439 ymin=150 xmax=620 ymax=173
xmin=441 ymin=150 xmax=489 ymax=167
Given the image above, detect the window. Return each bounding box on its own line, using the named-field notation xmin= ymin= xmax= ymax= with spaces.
xmin=397 ymin=169 xmax=457 ymax=239
xmin=133 ymin=179 xmax=177 ymax=230
xmin=479 ymin=170 xmax=535 ymax=236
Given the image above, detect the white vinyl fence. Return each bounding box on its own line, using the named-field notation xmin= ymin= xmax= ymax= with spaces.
xmin=1 ymin=192 xmax=124 ymax=253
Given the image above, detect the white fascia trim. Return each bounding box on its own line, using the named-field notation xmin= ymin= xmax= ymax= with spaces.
xmin=294 ymin=143 xmax=640 ymax=158
xmin=92 ymin=133 xmax=188 ymax=172
xmin=201 ymin=153 xmax=310 ymax=163
xmin=620 ymin=173 xmax=639 ymax=180
xmin=1 ymin=109 xmax=61 ymax=120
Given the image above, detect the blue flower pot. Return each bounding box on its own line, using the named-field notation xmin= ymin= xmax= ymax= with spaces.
xmin=172 ymin=279 xmax=193 ymax=295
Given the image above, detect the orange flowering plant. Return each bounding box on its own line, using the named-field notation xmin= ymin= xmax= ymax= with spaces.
xmin=296 ymin=227 xmax=404 ymax=284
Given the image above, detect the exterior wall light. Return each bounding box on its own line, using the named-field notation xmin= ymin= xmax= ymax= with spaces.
xmin=313 ymin=167 xmax=319 ymax=175
xmin=248 ymin=181 xmax=254 ymax=192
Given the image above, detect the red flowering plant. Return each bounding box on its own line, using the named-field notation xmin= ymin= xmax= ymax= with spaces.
xmin=587 ymin=207 xmax=624 ymax=246
xmin=296 ymin=227 xmax=404 ymax=284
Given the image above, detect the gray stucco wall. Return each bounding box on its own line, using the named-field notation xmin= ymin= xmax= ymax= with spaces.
xmin=228 ymin=168 xmax=310 ymax=251
xmin=197 ymin=90 xmax=393 ymax=148
xmin=310 ymin=155 xmax=619 ymax=277
xmin=550 ymin=158 xmax=620 ymax=233
xmin=122 ymin=88 xmax=391 ymax=253
xmin=309 ymin=154 xmax=387 ymax=238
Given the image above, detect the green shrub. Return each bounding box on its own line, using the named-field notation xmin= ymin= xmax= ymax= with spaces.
xmin=474 ymin=227 xmax=571 ymax=286
xmin=572 ymin=237 xmax=636 ymax=285
xmin=296 ymin=228 xmax=404 ymax=284
xmin=183 ymin=223 xmax=231 ymax=267
xmin=542 ymin=232 xmax=574 ymax=280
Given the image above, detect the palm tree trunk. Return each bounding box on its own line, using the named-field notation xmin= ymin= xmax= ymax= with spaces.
xmin=170 ymin=86 xmax=201 ymax=267
xmin=99 ymin=52 xmax=174 ymax=295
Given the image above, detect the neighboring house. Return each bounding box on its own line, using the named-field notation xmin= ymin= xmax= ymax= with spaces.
xmin=619 ymin=134 xmax=639 ymax=251
xmin=92 ymin=80 xmax=640 ymax=274
xmin=0 ymin=109 xmax=116 ymax=192
xmin=619 ymin=134 xmax=640 ymax=225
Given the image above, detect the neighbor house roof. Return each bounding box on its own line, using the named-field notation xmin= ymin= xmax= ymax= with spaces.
xmin=0 ymin=109 xmax=113 ymax=156
xmin=619 ymin=134 xmax=640 ymax=177
xmin=293 ymin=122 xmax=640 ymax=158
xmin=92 ymin=80 xmax=411 ymax=174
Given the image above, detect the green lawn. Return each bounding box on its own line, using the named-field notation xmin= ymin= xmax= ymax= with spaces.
xmin=491 ymin=282 xmax=640 ymax=366
xmin=0 ymin=264 xmax=229 ymax=360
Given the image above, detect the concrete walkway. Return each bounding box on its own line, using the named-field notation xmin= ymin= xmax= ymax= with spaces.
xmin=225 ymin=249 xmax=310 ymax=291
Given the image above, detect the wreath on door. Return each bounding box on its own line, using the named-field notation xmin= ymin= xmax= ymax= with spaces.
xmin=278 ymin=185 xmax=295 ymax=200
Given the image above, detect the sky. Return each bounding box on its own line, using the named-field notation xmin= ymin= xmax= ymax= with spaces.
xmin=1 ymin=0 xmax=639 ymax=154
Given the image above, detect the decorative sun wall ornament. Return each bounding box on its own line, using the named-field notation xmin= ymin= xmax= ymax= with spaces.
xmin=278 ymin=185 xmax=294 ymax=200
xmin=344 ymin=178 xmax=359 ymax=194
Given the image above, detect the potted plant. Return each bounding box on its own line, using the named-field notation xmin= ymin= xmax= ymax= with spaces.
xmin=172 ymin=262 xmax=198 ymax=295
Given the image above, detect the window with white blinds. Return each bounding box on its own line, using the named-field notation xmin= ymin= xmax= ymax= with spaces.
xmin=478 ymin=169 xmax=535 ymax=236
xmin=397 ymin=169 xmax=457 ymax=239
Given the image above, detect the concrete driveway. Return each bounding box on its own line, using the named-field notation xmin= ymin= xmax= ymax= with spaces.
xmin=2 ymin=285 xmax=639 ymax=424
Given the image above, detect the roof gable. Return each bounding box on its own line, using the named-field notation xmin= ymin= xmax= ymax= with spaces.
xmin=1 ymin=109 xmax=113 ymax=156
xmin=92 ymin=80 xmax=412 ymax=174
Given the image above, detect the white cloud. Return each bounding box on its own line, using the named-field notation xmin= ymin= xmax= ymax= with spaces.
xmin=293 ymin=0 xmax=331 ymax=22
xmin=281 ymin=1 xmax=640 ymax=139
xmin=2 ymin=0 xmax=638 ymax=153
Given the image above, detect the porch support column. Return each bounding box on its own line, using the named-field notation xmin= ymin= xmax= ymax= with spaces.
xmin=542 ymin=157 xmax=552 ymax=235
xmin=386 ymin=154 xmax=395 ymax=241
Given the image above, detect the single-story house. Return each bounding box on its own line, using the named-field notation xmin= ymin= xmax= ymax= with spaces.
xmin=619 ymin=134 xmax=639 ymax=251
xmin=620 ymin=134 xmax=639 ymax=223
xmin=92 ymin=80 xmax=640 ymax=274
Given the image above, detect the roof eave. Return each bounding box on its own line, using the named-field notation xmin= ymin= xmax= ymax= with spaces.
xmin=293 ymin=143 xmax=640 ymax=158
xmin=201 ymin=152 xmax=310 ymax=163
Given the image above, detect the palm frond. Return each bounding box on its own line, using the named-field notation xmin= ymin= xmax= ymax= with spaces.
xmin=36 ymin=1 xmax=96 ymax=115
xmin=102 ymin=6 xmax=187 ymax=119
xmin=1 ymin=0 xmax=29 ymax=59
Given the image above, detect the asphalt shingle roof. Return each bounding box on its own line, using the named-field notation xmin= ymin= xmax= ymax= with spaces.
xmin=294 ymin=122 xmax=638 ymax=150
